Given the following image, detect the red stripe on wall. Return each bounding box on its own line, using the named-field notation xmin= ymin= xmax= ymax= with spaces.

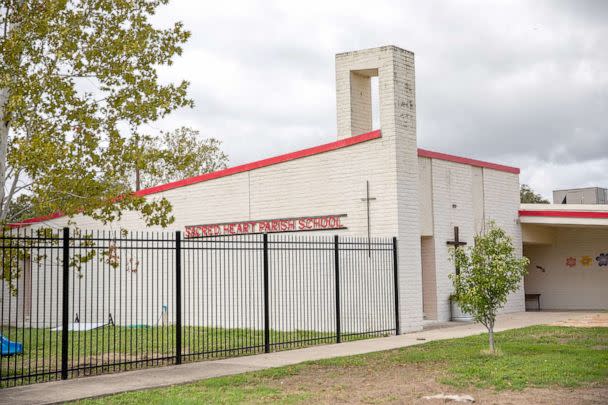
xmin=519 ymin=210 xmax=608 ymax=219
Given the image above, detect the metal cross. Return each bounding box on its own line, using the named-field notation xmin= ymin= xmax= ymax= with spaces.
xmin=360 ymin=180 xmax=377 ymax=256
xmin=446 ymin=226 xmax=467 ymax=275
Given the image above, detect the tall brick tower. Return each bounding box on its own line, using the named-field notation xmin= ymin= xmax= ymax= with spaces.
xmin=335 ymin=46 xmax=423 ymax=331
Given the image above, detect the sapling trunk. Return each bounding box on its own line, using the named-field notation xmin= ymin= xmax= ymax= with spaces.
xmin=486 ymin=316 xmax=496 ymax=353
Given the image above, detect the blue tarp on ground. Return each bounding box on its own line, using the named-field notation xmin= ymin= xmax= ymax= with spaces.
xmin=1 ymin=334 xmax=23 ymax=356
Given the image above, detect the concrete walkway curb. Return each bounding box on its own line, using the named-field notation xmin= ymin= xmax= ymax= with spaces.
xmin=0 ymin=311 xmax=596 ymax=405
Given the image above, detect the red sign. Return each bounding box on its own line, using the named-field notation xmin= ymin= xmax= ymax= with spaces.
xmin=185 ymin=214 xmax=347 ymax=238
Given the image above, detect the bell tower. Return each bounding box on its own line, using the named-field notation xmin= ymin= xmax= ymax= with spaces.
xmin=335 ymin=46 xmax=423 ymax=331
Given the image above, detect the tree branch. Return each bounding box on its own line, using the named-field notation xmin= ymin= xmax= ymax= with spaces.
xmin=2 ymin=4 xmax=9 ymax=41
xmin=5 ymin=165 xmax=13 ymax=181
xmin=7 ymin=203 xmax=34 ymax=223
xmin=12 ymin=181 xmax=32 ymax=193
xmin=0 ymin=168 xmax=20 ymax=220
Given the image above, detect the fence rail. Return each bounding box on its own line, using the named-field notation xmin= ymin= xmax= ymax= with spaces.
xmin=0 ymin=228 xmax=399 ymax=387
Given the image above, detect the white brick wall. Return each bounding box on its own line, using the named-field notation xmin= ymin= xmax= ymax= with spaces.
xmin=428 ymin=160 xmax=476 ymax=321
xmin=418 ymin=157 xmax=434 ymax=236
xmin=483 ymin=169 xmax=525 ymax=314
xmin=419 ymin=160 xmax=523 ymax=321
xmin=420 ymin=236 xmax=437 ymax=319
xmin=3 ymin=134 xmax=399 ymax=328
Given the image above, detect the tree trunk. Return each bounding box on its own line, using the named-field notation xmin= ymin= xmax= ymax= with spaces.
xmin=0 ymin=87 xmax=10 ymax=220
xmin=0 ymin=1 xmax=23 ymax=221
xmin=135 ymin=166 xmax=141 ymax=191
xmin=488 ymin=326 xmax=495 ymax=353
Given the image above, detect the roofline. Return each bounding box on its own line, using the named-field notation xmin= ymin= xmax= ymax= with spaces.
xmin=10 ymin=130 xmax=381 ymax=228
xmin=552 ymin=187 xmax=606 ymax=192
xmin=11 ymin=129 xmax=521 ymax=227
xmin=12 ymin=212 xmax=66 ymax=227
xmin=519 ymin=209 xmax=608 ymax=219
xmin=135 ymin=130 xmax=382 ymax=197
xmin=417 ymin=148 xmax=520 ymax=174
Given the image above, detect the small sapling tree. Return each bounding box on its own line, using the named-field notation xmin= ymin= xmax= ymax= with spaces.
xmin=449 ymin=222 xmax=529 ymax=353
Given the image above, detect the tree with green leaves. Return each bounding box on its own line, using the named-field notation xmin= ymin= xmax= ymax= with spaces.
xmin=1 ymin=0 xmax=192 ymax=227
xmin=450 ymin=222 xmax=529 ymax=353
xmin=129 ymin=127 xmax=228 ymax=191
xmin=520 ymin=184 xmax=549 ymax=204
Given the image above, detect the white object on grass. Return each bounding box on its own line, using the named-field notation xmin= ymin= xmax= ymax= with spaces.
xmin=422 ymin=394 xmax=475 ymax=403
xmin=51 ymin=322 xmax=106 ymax=332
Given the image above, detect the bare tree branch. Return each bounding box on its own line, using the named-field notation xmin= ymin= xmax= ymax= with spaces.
xmin=0 ymin=168 xmax=21 ymax=220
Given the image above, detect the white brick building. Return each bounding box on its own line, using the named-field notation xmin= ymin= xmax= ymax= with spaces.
xmin=10 ymin=46 xmax=527 ymax=331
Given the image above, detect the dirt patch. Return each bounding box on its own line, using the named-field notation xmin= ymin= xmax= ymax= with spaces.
xmin=265 ymin=363 xmax=608 ymax=404
xmin=549 ymin=313 xmax=608 ymax=328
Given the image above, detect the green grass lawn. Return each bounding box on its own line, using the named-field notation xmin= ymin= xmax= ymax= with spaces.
xmin=1 ymin=325 xmax=379 ymax=386
xmin=76 ymin=326 xmax=608 ymax=404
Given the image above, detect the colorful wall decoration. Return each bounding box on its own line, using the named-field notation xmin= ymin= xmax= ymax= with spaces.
xmin=563 ymin=253 xmax=608 ymax=268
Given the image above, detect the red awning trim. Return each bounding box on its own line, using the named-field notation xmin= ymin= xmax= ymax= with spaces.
xmin=519 ymin=210 xmax=608 ymax=219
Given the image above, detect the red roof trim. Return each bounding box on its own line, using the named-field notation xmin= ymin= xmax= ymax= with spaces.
xmin=519 ymin=210 xmax=608 ymax=219
xmin=135 ymin=130 xmax=382 ymax=196
xmin=10 ymin=130 xmax=382 ymax=227
xmin=13 ymin=211 xmax=65 ymax=227
xmin=417 ymin=148 xmax=520 ymax=174
xmin=12 ymin=129 xmax=522 ymax=227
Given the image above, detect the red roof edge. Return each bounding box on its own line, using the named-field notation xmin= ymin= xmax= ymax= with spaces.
xmin=10 ymin=211 xmax=65 ymax=228
xmin=135 ymin=130 xmax=382 ymax=197
xmin=11 ymin=129 xmax=522 ymax=228
xmin=519 ymin=210 xmax=608 ymax=219
xmin=9 ymin=130 xmax=382 ymax=227
xmin=417 ymin=148 xmax=520 ymax=174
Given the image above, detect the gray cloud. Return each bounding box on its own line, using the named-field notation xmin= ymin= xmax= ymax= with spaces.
xmin=151 ymin=0 xmax=608 ymax=200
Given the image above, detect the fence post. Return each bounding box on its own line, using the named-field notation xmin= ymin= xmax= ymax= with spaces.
xmin=334 ymin=235 xmax=341 ymax=343
xmin=175 ymin=231 xmax=182 ymax=365
xmin=392 ymin=237 xmax=400 ymax=335
xmin=61 ymin=227 xmax=70 ymax=380
xmin=263 ymin=233 xmax=270 ymax=353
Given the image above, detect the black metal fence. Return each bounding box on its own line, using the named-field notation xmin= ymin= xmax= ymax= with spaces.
xmin=0 ymin=228 xmax=399 ymax=387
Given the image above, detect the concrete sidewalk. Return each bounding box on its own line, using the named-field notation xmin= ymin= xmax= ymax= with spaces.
xmin=1 ymin=311 xmax=598 ymax=405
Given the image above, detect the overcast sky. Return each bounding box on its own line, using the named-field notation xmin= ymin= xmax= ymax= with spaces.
xmin=151 ymin=0 xmax=607 ymax=201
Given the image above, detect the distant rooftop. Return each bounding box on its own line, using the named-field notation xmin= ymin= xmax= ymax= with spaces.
xmin=553 ymin=187 xmax=607 ymax=205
